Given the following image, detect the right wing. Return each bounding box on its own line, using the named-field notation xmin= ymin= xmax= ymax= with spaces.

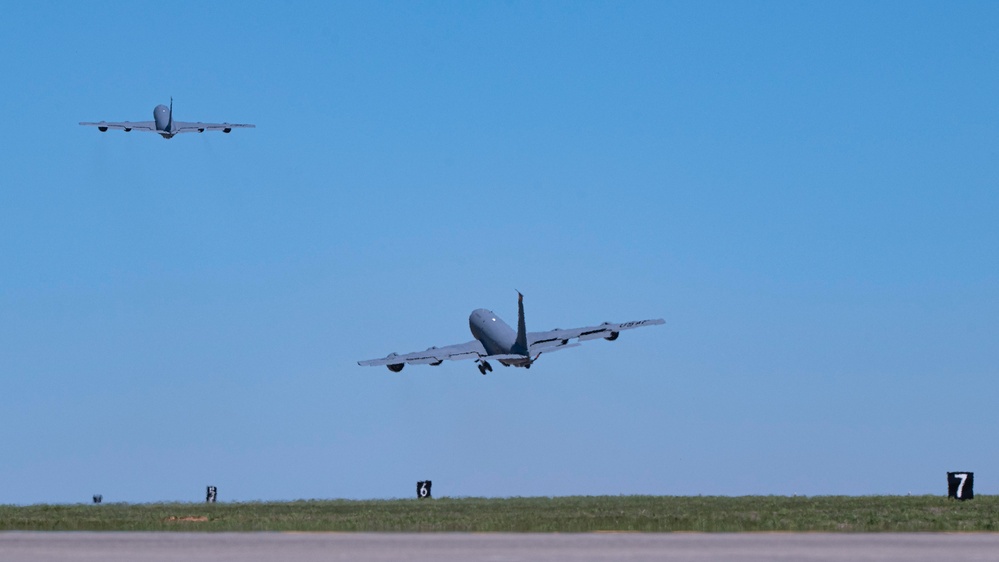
xmin=79 ymin=121 xmax=157 ymax=132
xmin=358 ymin=340 xmax=487 ymax=367
xmin=172 ymin=121 xmax=256 ymax=133
xmin=528 ymin=318 xmax=665 ymax=351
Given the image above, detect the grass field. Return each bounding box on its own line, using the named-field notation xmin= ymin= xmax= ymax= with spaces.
xmin=1 ymin=496 xmax=996 ymax=532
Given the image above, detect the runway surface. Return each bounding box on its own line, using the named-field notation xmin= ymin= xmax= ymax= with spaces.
xmin=3 ymin=532 xmax=999 ymax=561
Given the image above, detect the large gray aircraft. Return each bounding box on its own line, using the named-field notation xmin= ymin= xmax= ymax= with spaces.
xmin=80 ymin=98 xmax=254 ymax=139
xmin=358 ymin=293 xmax=664 ymax=374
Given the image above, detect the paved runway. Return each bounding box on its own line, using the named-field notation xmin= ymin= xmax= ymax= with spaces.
xmin=3 ymin=532 xmax=999 ymax=561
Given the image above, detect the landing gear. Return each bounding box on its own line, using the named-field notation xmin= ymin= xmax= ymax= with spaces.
xmin=477 ymin=360 xmax=493 ymax=375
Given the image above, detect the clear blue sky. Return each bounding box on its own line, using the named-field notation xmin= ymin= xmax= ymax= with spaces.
xmin=1 ymin=1 xmax=996 ymax=504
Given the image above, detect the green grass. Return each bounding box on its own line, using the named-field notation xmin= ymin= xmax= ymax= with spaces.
xmin=1 ymin=496 xmax=996 ymax=532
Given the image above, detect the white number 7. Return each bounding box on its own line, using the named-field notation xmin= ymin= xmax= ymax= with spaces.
xmin=955 ymin=473 xmax=968 ymax=497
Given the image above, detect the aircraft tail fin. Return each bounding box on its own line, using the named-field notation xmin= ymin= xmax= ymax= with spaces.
xmin=167 ymin=97 xmax=174 ymax=131
xmin=513 ymin=291 xmax=529 ymax=355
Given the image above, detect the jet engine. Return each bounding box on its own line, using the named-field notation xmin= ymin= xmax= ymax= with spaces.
xmin=385 ymin=352 xmax=404 ymax=372
xmin=98 ymin=126 xmax=108 ymax=132
xmin=604 ymin=331 xmax=620 ymax=341
xmin=223 ymin=128 xmax=232 ymax=133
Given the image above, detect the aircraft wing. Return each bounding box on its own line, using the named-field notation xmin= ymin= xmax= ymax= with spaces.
xmin=172 ymin=121 xmax=256 ymax=133
xmin=528 ymin=318 xmax=665 ymax=351
xmin=79 ymin=121 xmax=157 ymax=132
xmin=358 ymin=340 xmax=487 ymax=367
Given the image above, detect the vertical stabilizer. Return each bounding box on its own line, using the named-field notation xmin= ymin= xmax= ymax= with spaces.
xmin=513 ymin=292 xmax=529 ymax=355
xmin=167 ymin=97 xmax=174 ymax=131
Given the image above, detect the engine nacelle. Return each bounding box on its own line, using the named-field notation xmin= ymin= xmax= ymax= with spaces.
xmin=98 ymin=126 xmax=108 ymax=132
xmin=387 ymin=363 xmax=404 ymax=373
xmin=604 ymin=331 xmax=620 ymax=341
xmin=429 ymin=360 xmax=443 ymax=366
xmin=223 ymin=127 xmax=232 ymax=133
xmin=124 ymin=128 xmax=132 ymax=132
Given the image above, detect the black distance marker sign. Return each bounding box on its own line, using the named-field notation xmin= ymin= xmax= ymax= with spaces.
xmin=947 ymin=472 xmax=974 ymax=500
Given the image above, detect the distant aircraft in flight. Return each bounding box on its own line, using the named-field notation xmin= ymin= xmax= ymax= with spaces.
xmin=359 ymin=293 xmax=664 ymax=374
xmin=79 ymin=98 xmax=254 ymax=139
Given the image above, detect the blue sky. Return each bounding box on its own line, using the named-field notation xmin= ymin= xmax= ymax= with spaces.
xmin=1 ymin=1 xmax=996 ymax=504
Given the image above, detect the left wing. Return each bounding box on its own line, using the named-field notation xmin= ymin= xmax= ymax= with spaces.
xmin=358 ymin=340 xmax=487 ymax=367
xmin=172 ymin=121 xmax=255 ymax=133
xmin=528 ymin=318 xmax=665 ymax=353
xmin=79 ymin=121 xmax=157 ymax=132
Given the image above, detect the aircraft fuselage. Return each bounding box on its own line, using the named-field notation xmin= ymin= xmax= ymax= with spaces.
xmin=153 ymin=104 xmax=178 ymax=138
xmin=154 ymin=105 xmax=172 ymax=132
xmin=468 ymin=309 xmax=531 ymax=367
